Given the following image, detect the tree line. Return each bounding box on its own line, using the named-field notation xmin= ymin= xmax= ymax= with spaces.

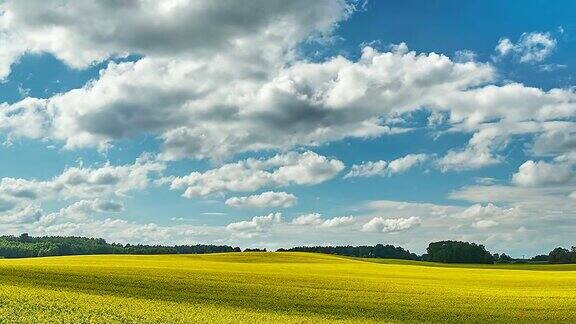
xmin=0 ymin=233 xmax=240 ymax=258
xmin=1 ymin=234 xmax=574 ymax=264
xmin=548 ymin=247 xmax=576 ymax=264
xmin=279 ymin=240 xmax=576 ymax=264
xmin=278 ymin=244 xmax=419 ymax=260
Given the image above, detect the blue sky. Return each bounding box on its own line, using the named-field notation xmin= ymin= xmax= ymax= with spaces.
xmin=1 ymin=1 xmax=576 ymax=256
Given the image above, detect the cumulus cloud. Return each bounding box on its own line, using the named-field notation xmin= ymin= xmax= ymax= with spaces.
xmin=454 ymin=50 xmax=477 ymax=63
xmin=532 ymin=122 xmax=576 ymax=156
xmin=0 ymin=155 xmax=163 ymax=229
xmin=292 ymin=213 xmax=323 ymax=226
xmin=0 ymin=155 xmax=164 ymax=204
xmin=512 ymin=160 xmax=574 ymax=187
xmin=31 ymin=216 xmax=225 ymax=246
xmin=320 ymin=216 xmax=356 ymax=228
xmin=361 ymin=216 xmax=421 ymax=233
xmin=226 ymin=213 xmax=282 ymax=238
xmin=3 ymin=40 xmax=576 ymax=165
xmin=38 ymin=199 xmax=125 ymax=226
xmin=496 ymin=32 xmax=557 ymax=63
xmin=457 ymin=203 xmax=516 ymax=220
xmin=472 ymin=219 xmax=499 ymax=229
xmin=292 ymin=213 xmax=355 ymax=228
xmin=170 ymin=151 xmax=344 ymax=198
xmin=225 ymin=191 xmax=297 ymax=208
xmin=0 ymin=1 xmax=574 ymax=171
xmin=0 ymin=0 xmax=350 ymax=79
xmin=437 ymin=127 xmax=502 ymax=172
xmin=0 ymin=205 xmax=42 ymax=224
xmin=437 ymin=147 xmax=500 ymax=172
xmin=345 ymin=154 xmax=427 ymax=178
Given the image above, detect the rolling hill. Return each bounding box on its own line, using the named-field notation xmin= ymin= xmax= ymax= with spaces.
xmin=1 ymin=252 xmax=575 ymax=323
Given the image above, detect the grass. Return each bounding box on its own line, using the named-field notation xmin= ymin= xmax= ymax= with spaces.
xmin=0 ymin=252 xmax=575 ymax=323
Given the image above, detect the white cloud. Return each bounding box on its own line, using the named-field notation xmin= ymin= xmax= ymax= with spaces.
xmin=4 ymin=41 xmax=576 ymax=165
xmin=456 ymin=203 xmax=518 ymax=220
xmin=0 ymin=2 xmax=574 ymax=169
xmin=496 ymin=32 xmax=557 ymax=63
xmin=226 ymin=213 xmax=282 ymax=238
xmin=31 ymin=216 xmax=224 ymax=246
xmin=292 ymin=213 xmax=323 ymax=226
xmin=0 ymin=156 xmax=163 ymax=229
xmin=292 ymin=213 xmax=355 ymax=228
xmin=450 ymin=184 xmax=571 ymax=204
xmin=361 ymin=216 xmax=421 ymax=233
xmin=345 ymin=154 xmax=427 ymax=178
xmin=532 ymin=122 xmax=576 ymax=156
xmin=474 ymin=177 xmax=497 ymax=185
xmin=225 ymin=191 xmax=297 ymax=208
xmin=437 ymin=127 xmax=502 ymax=172
xmin=0 ymin=205 xmax=42 ymax=224
xmin=170 ymin=151 xmax=344 ymax=198
xmin=437 ymin=147 xmax=500 ymax=172
xmin=495 ymin=38 xmax=514 ymax=57
xmin=454 ymin=50 xmax=477 ymax=63
xmin=512 ymin=160 xmax=574 ymax=187
xmin=38 ymin=199 xmax=125 ymax=225
xmin=319 ymin=216 xmax=355 ymax=228
xmin=0 ymin=0 xmax=350 ymax=79
xmin=0 ymin=98 xmax=48 ymax=143
xmin=473 ymin=220 xmax=499 ymax=229
xmin=345 ymin=161 xmax=387 ymax=178
xmin=0 ymin=155 xmax=164 ymax=204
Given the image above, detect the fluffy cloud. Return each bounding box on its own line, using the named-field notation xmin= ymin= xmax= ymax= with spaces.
xmin=0 ymin=98 xmax=48 ymax=143
xmin=450 ymin=184 xmax=570 ymax=204
xmin=0 ymin=205 xmax=42 ymax=224
xmin=170 ymin=151 xmax=344 ymax=197
xmin=225 ymin=191 xmax=297 ymax=208
xmin=4 ymin=45 xmax=490 ymax=159
xmin=345 ymin=154 xmax=427 ymax=178
xmin=531 ymin=122 xmax=576 ymax=156
xmin=31 ymin=216 xmax=225 ymax=246
xmin=36 ymin=199 xmax=125 ymax=227
xmin=0 ymin=0 xmax=354 ymax=158
xmin=437 ymin=147 xmax=500 ymax=172
xmin=472 ymin=219 xmax=499 ymax=229
xmin=0 ymin=155 xmax=164 ymax=230
xmin=0 ymin=0 xmax=350 ymax=79
xmin=292 ymin=213 xmax=355 ymax=228
xmin=437 ymin=127 xmax=502 ymax=171
xmin=0 ymin=155 xmax=164 ymax=204
xmin=4 ymin=40 xmax=576 ymax=164
xmin=512 ymin=160 xmax=574 ymax=187
xmin=496 ymin=32 xmax=556 ymax=63
xmin=226 ymin=213 xmax=282 ymax=238
xmin=361 ymin=216 xmax=421 ymax=233
xmin=291 ymin=213 xmax=323 ymax=225
xmin=0 ymin=3 xmax=575 ymax=169
xmin=457 ymin=203 xmax=516 ymax=220
xmin=320 ymin=216 xmax=356 ymax=228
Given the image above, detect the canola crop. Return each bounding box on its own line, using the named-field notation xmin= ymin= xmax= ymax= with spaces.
xmin=0 ymin=252 xmax=575 ymax=323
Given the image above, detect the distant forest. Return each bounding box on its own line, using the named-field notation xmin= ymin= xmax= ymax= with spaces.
xmin=0 ymin=234 xmax=573 ymax=264
xmin=0 ymin=233 xmax=240 ymax=258
xmin=278 ymin=244 xmax=419 ymax=261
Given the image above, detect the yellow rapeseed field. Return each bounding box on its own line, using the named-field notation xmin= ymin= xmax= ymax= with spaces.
xmin=0 ymin=252 xmax=575 ymax=323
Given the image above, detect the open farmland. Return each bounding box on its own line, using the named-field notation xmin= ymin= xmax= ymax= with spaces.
xmin=0 ymin=252 xmax=575 ymax=323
